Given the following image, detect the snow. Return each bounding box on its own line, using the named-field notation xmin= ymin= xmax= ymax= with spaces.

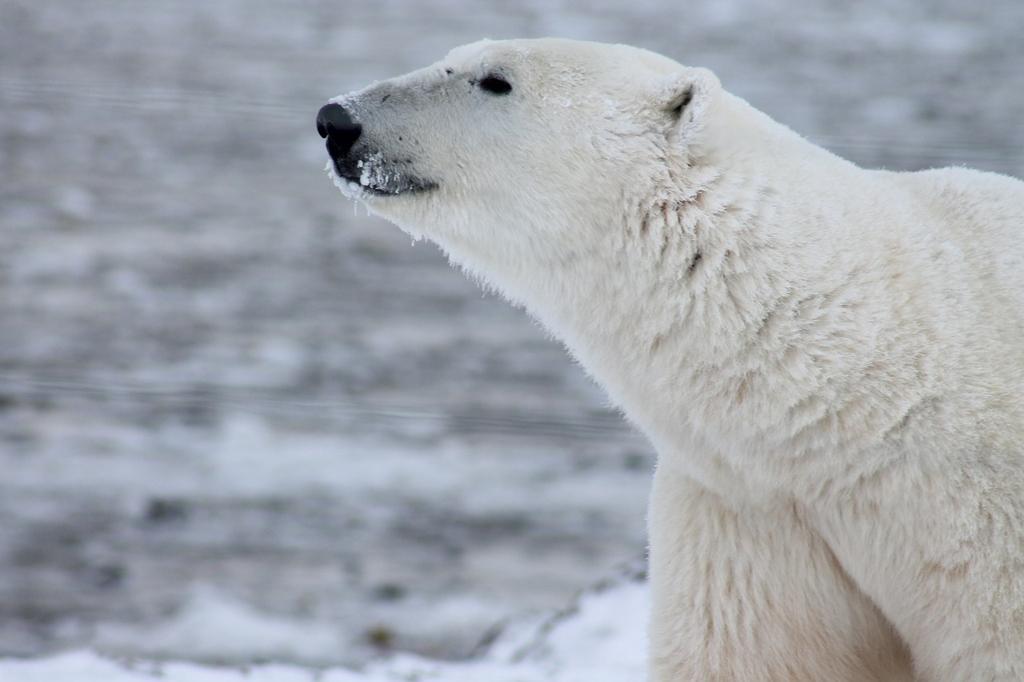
xmin=0 ymin=571 xmax=647 ymax=682
xmin=0 ymin=653 xmax=352 ymax=682
xmin=93 ymin=586 xmax=346 ymax=666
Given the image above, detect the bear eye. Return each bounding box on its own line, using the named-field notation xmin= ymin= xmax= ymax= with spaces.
xmin=478 ymin=75 xmax=512 ymax=95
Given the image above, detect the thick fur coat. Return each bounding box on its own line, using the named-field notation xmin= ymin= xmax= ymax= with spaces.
xmin=322 ymin=38 xmax=1024 ymax=681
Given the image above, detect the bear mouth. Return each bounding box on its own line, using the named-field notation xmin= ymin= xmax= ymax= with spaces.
xmin=327 ymin=152 xmax=437 ymax=199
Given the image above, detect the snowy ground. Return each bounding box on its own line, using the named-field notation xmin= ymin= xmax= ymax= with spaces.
xmin=0 ymin=567 xmax=647 ymax=681
xmin=1 ymin=0 xmax=1022 ymax=676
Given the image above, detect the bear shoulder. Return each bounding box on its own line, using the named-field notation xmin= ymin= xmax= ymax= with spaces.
xmin=897 ymin=167 xmax=1024 ymax=299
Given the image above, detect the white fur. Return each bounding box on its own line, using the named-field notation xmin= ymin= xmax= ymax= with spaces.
xmin=326 ymin=38 xmax=1024 ymax=681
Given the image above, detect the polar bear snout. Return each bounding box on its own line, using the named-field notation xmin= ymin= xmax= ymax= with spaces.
xmin=317 ymin=102 xmax=362 ymax=160
xmin=318 ymin=96 xmax=438 ymax=198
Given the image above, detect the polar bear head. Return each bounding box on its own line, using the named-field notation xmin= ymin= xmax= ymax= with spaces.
xmin=318 ymin=38 xmax=720 ymax=287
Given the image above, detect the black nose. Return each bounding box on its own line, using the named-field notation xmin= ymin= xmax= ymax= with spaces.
xmin=316 ymin=103 xmax=362 ymax=157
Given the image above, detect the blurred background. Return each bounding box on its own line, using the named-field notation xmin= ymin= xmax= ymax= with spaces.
xmin=1 ymin=0 xmax=1021 ymax=669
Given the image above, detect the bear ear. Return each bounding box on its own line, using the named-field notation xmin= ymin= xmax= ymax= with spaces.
xmin=658 ymin=67 xmax=719 ymax=145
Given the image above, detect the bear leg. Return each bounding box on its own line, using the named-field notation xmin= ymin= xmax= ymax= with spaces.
xmin=647 ymin=464 xmax=913 ymax=682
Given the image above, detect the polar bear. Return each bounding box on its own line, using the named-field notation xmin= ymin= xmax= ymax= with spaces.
xmin=317 ymin=39 xmax=1024 ymax=681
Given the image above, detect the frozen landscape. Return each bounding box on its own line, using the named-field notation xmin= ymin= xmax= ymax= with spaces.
xmin=1 ymin=0 xmax=1022 ymax=679
xmin=0 ymin=567 xmax=647 ymax=681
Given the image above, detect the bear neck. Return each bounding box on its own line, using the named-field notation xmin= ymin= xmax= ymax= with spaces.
xmin=489 ymin=92 xmax=938 ymax=498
